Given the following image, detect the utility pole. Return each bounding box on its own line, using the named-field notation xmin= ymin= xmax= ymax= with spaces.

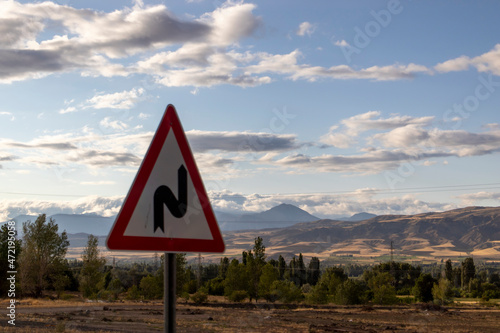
xmin=390 ymin=241 xmax=394 ymax=263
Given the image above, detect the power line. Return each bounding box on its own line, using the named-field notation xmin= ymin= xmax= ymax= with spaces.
xmin=1 ymin=182 xmax=499 ymax=199
xmin=215 ymin=182 xmax=500 ymax=198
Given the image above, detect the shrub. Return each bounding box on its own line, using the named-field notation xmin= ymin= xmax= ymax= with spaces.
xmin=126 ymin=285 xmax=141 ymax=300
xmin=373 ymin=284 xmax=398 ymax=305
xmin=228 ymin=290 xmax=248 ymax=302
xmin=140 ymin=275 xmax=162 ymax=299
xmin=307 ymin=283 xmax=329 ymax=304
xmin=205 ymin=277 xmax=225 ymax=296
xmin=270 ymin=280 xmax=303 ymax=304
xmin=335 ymin=279 xmax=366 ymax=305
xmin=191 ymin=290 xmax=208 ymax=305
xmin=413 ymin=273 xmax=435 ymax=303
xmin=432 ymin=278 xmax=453 ymax=305
xmin=183 ymin=280 xmax=198 ymax=294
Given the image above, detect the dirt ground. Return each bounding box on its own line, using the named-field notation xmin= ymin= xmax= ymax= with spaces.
xmin=1 ymin=299 xmax=500 ymax=332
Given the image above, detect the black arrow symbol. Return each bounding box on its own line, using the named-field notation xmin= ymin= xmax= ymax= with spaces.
xmin=154 ymin=165 xmax=187 ymax=233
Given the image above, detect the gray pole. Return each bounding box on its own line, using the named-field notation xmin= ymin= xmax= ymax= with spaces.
xmin=164 ymin=252 xmax=176 ymax=333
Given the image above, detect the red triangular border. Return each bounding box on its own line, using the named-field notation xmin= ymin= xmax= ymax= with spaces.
xmin=106 ymin=104 xmax=225 ymax=253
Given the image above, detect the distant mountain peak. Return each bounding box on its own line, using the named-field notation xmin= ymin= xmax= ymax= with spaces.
xmin=270 ymin=203 xmax=307 ymax=212
xmin=240 ymin=203 xmax=320 ymax=223
xmin=350 ymin=212 xmax=377 ymax=221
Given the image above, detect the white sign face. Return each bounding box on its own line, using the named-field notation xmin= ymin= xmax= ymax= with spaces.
xmin=123 ymin=129 xmax=213 ymax=240
xmin=106 ymin=105 xmax=225 ymax=253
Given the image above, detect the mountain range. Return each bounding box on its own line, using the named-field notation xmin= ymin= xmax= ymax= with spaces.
xmin=5 ymin=203 xmax=355 ymax=234
xmin=221 ymin=206 xmax=500 ymax=262
xmin=4 ymin=205 xmax=499 ymax=263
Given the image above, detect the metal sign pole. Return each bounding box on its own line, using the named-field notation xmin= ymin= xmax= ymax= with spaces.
xmin=164 ymin=252 xmax=176 ymax=333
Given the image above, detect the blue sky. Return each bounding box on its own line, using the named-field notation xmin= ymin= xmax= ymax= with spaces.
xmin=1 ymin=0 xmax=500 ymax=220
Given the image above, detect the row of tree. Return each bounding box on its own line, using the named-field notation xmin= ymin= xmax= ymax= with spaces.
xmin=2 ymin=214 xmax=500 ymax=305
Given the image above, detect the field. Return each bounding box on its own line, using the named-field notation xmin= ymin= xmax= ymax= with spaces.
xmin=2 ymin=297 xmax=500 ymax=332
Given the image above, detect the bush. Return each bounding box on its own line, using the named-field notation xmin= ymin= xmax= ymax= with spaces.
xmin=183 ymin=280 xmax=198 ymax=294
xmin=126 ymin=285 xmax=141 ymax=300
xmin=205 ymin=277 xmax=225 ymax=296
xmin=97 ymin=290 xmax=113 ymax=301
xmin=191 ymin=290 xmax=208 ymax=304
xmin=373 ymin=284 xmax=398 ymax=305
xmin=413 ymin=273 xmax=435 ymax=303
xmin=270 ymin=280 xmax=303 ymax=304
xmin=432 ymin=279 xmax=453 ymax=305
xmin=307 ymin=283 xmax=329 ymax=304
xmin=228 ymin=290 xmax=248 ymax=302
xmin=301 ymin=283 xmax=312 ymax=294
xmin=140 ymin=275 xmax=162 ymax=299
xmin=335 ymin=279 xmax=366 ymax=305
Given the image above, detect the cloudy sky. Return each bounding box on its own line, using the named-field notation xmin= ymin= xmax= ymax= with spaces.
xmin=1 ymin=0 xmax=500 ymax=221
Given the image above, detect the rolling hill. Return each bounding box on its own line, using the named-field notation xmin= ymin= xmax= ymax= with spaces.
xmin=221 ymin=206 xmax=500 ymax=262
xmin=7 ymin=206 xmax=499 ymax=264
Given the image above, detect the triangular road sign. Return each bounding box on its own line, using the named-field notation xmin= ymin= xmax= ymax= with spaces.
xmin=106 ymin=104 xmax=225 ymax=253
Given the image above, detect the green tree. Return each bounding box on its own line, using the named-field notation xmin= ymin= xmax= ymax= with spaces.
xmin=259 ymin=263 xmax=279 ymax=301
xmin=368 ymin=272 xmax=398 ymax=305
xmin=79 ymin=234 xmax=106 ymax=297
xmin=19 ymin=214 xmax=69 ymax=297
xmin=126 ymin=285 xmax=141 ymax=300
xmin=0 ymin=223 xmax=22 ymax=296
xmin=243 ymin=237 xmax=267 ymax=301
xmin=308 ymin=267 xmax=347 ymax=304
xmin=307 ymin=257 xmax=320 ymax=286
xmin=155 ymin=253 xmax=189 ymax=297
xmin=278 ymin=255 xmax=286 ymax=280
xmin=413 ymin=273 xmax=435 ymax=303
xmin=218 ymin=257 xmax=230 ymax=279
xmin=108 ymin=278 xmax=123 ymax=300
xmin=252 ymin=236 xmax=266 ymax=265
xmin=269 ymin=280 xmax=303 ymax=303
xmin=445 ymin=259 xmax=453 ymax=282
xmin=140 ymin=275 xmax=162 ymax=299
xmin=461 ymin=257 xmax=475 ymax=291
xmin=489 ymin=272 xmax=500 ymax=287
xmin=224 ymin=259 xmax=248 ymax=299
xmin=288 ymin=256 xmax=298 ymax=285
xmin=432 ymin=278 xmax=453 ymax=305
xmin=452 ymin=267 xmax=462 ymax=288
xmin=297 ymin=253 xmax=307 ymax=286
xmin=335 ymin=279 xmax=365 ymax=305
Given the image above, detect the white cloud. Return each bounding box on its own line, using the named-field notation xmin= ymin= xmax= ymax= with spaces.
xmin=1 ymin=1 xmax=499 ymax=89
xmin=0 ymin=1 xmax=436 ymax=87
xmin=209 ymin=190 xmax=456 ymax=218
xmin=99 ymin=117 xmax=129 ymax=130
xmin=0 ymin=189 xmax=458 ymax=222
xmin=0 ymin=129 xmax=152 ymax=170
xmin=271 ymin=150 xmax=451 ymax=174
xmin=457 ymin=191 xmax=500 ymax=205
xmin=245 ymin=51 xmax=432 ymax=82
xmin=186 ymin=130 xmax=303 ymax=152
xmin=296 ymin=21 xmax=316 ymax=37
xmin=435 ymin=44 xmax=500 ymax=76
xmin=86 ymin=88 xmax=145 ymax=109
xmin=138 ymin=112 xmax=151 ymax=119
xmin=80 ymin=180 xmax=116 ymax=185
xmin=0 ymin=111 xmax=15 ymax=121
xmin=59 ymin=106 xmax=76 ymax=114
xmin=372 ymin=126 xmax=500 ymax=154
xmin=334 ymin=40 xmax=349 ymax=47
xmin=0 ymin=195 xmax=124 ymax=221
xmin=435 ymin=55 xmax=470 ymax=73
xmin=320 ymin=111 xmax=435 ymax=147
